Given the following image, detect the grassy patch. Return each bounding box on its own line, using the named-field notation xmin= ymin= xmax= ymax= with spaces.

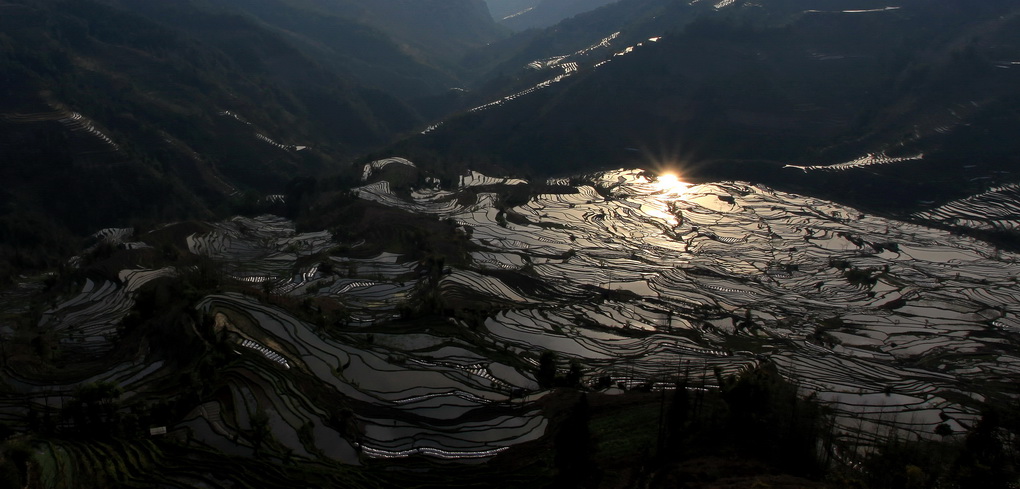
xmin=587 ymin=392 xmax=663 ymax=488
xmin=591 ymin=399 xmax=660 ymax=460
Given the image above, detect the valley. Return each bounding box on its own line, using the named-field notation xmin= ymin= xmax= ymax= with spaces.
xmin=2 ymin=0 xmax=1020 ymax=487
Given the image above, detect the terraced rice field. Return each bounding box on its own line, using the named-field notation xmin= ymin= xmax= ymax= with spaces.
xmin=913 ymin=183 xmax=1020 ymax=232
xmin=784 ymin=152 xmax=924 ymax=172
xmin=348 ymin=164 xmax=1020 ymax=449
xmin=1 ymin=105 xmax=123 ymax=165
xmin=13 ymin=162 xmax=1020 ymax=465
xmin=218 ymin=110 xmax=307 ymax=152
xmin=191 ymin=292 xmax=546 ymax=461
xmin=424 ymin=31 xmax=655 ymax=133
xmin=38 ymin=268 xmax=176 ymax=357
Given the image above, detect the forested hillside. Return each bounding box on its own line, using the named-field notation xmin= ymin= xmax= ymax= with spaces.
xmin=0 ymin=0 xmax=439 ymax=280
xmin=486 ymin=0 xmax=621 ymax=30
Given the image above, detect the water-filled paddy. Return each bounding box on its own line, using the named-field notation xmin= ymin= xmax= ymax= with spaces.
xmin=344 ymin=166 xmax=1020 ymax=447
xmin=24 ymin=163 xmax=1020 ymax=461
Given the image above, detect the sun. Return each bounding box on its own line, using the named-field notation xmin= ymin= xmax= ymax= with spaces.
xmin=658 ymin=173 xmax=680 ymax=186
xmin=654 ymin=172 xmax=689 ymax=195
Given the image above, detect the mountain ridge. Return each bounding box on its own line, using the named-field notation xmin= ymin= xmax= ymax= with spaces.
xmin=0 ymin=0 xmax=444 ymax=279
xmin=390 ymin=0 xmax=1020 ymax=217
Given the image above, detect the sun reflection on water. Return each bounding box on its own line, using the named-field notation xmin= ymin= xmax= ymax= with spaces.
xmin=653 ymin=172 xmax=690 ymax=196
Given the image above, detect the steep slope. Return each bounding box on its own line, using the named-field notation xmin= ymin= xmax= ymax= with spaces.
xmin=166 ymin=0 xmax=505 ymax=98
xmin=486 ymin=0 xmax=538 ymax=20
xmin=0 ymin=0 xmax=422 ymax=279
xmin=493 ymin=0 xmax=622 ymax=31
xmin=212 ymin=0 xmax=505 ymax=88
xmin=107 ymin=0 xmax=458 ymax=98
xmin=394 ymin=0 xmax=1020 ymax=216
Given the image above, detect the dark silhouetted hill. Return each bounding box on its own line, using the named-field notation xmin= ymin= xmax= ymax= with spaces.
xmin=0 ymin=0 xmax=434 ymax=279
xmin=392 ymin=0 xmax=1020 ymax=214
xmin=487 ymin=0 xmax=621 ymax=31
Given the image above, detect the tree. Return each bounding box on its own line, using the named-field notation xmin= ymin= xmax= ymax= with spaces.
xmin=952 ymin=409 xmax=1012 ymax=489
xmin=554 ymin=394 xmax=599 ymax=488
xmin=250 ymin=409 xmax=271 ymax=457
xmin=63 ymin=381 xmax=123 ymax=435
xmin=719 ymin=365 xmax=826 ymax=475
xmin=664 ymin=383 xmax=690 ymax=452
xmin=538 ymin=351 xmax=557 ymax=388
xmin=565 ymin=360 xmax=583 ymax=388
